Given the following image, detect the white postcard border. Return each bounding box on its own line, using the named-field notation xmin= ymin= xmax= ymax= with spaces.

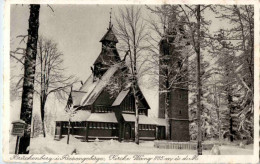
xmin=2 ymin=0 xmax=259 ymax=163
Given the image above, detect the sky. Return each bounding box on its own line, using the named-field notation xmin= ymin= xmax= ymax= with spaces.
xmin=10 ymin=4 xmax=162 ymax=117
xmin=10 ymin=4 xmax=226 ymax=118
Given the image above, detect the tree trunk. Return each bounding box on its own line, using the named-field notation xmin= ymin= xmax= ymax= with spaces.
xmin=196 ymin=5 xmax=202 ymax=155
xmin=217 ymin=108 xmax=221 ymax=142
xmin=133 ymin=84 xmax=139 ymax=145
xmin=18 ymin=4 xmax=40 ymax=154
xmin=40 ymin=97 xmax=47 ymax=137
xmin=42 ymin=121 xmax=46 ymax=137
xmin=227 ymin=93 xmax=234 ymax=142
xmin=165 ymin=89 xmax=171 ymax=140
xmin=214 ymin=85 xmax=221 ymax=142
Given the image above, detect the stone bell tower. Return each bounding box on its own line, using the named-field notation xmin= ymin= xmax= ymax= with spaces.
xmin=158 ymin=23 xmax=190 ymax=141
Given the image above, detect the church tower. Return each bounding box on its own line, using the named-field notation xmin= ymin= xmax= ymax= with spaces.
xmin=92 ymin=15 xmax=121 ymax=79
xmin=158 ymin=23 xmax=190 ymax=141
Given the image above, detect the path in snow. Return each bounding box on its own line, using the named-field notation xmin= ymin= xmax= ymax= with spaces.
xmin=27 ymin=135 xmax=253 ymax=155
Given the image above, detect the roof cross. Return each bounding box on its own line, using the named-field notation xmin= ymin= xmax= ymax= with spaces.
xmin=109 ymin=8 xmax=112 ymax=29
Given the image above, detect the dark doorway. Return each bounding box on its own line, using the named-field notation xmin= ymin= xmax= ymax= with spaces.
xmin=124 ymin=123 xmax=131 ymax=140
xmin=158 ymin=126 xmax=166 ymax=140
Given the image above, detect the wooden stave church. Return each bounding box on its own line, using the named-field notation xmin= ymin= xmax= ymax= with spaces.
xmin=54 ymin=22 xmax=166 ymax=142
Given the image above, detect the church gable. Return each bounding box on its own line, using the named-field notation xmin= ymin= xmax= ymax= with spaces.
xmin=111 ymin=86 xmax=150 ymax=112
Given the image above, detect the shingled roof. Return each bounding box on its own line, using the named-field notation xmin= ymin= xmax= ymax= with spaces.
xmin=93 ymin=46 xmax=121 ymax=66
xmin=100 ymin=27 xmax=118 ymax=43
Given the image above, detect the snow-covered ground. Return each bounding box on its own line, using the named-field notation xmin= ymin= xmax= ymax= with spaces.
xmin=12 ymin=135 xmax=252 ymax=155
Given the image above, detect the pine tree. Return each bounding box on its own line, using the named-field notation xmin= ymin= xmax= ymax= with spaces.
xmin=208 ymin=5 xmax=254 ymax=142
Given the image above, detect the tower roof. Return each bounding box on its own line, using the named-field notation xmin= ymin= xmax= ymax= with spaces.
xmin=100 ymin=8 xmax=118 ymax=43
xmin=100 ymin=27 xmax=118 ymax=43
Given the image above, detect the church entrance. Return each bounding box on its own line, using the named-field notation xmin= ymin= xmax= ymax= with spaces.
xmin=124 ymin=123 xmax=132 ymax=140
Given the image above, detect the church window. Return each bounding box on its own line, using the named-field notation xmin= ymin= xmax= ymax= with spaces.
xmin=97 ymin=123 xmax=101 ymax=129
xmin=108 ymin=123 xmax=112 ymax=129
xmin=148 ymin=125 xmax=152 ymax=130
xmin=104 ymin=123 xmax=108 ymax=129
xmin=152 ymin=126 xmax=155 ymax=131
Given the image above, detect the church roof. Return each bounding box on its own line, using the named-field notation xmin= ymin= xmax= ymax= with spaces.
xmin=93 ymin=46 xmax=121 ymax=65
xmin=87 ymin=112 xmax=118 ymax=123
xmin=55 ymin=110 xmax=91 ymax=122
xmin=111 ymin=84 xmax=150 ymax=109
xmin=71 ymin=91 xmax=86 ymax=106
xmin=100 ymin=27 xmax=118 ymax=43
xmin=112 ymin=89 xmax=130 ymax=106
xmin=153 ymin=118 xmax=167 ymax=126
xmin=80 ymin=64 xmax=120 ymax=106
xmin=122 ymin=114 xmax=157 ymax=125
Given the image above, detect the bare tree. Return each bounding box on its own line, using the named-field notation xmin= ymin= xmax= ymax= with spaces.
xmin=114 ymin=6 xmax=149 ymax=144
xmin=36 ymin=36 xmax=76 ymax=137
xmin=11 ymin=36 xmax=77 ymax=138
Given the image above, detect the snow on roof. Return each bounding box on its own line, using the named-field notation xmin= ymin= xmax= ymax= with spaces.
xmin=11 ymin=120 xmax=26 ymax=124
xmin=80 ymin=78 xmax=100 ymax=105
xmin=71 ymin=91 xmax=86 ymax=106
xmin=71 ymin=110 xmax=91 ymax=122
xmin=55 ymin=110 xmax=91 ymax=122
xmin=153 ymin=118 xmax=167 ymax=126
xmin=122 ymin=114 xmax=157 ymax=125
xmin=55 ymin=110 xmax=69 ymax=121
xmin=87 ymin=113 xmax=118 ymax=123
xmin=79 ymin=74 xmax=95 ymax=92
xmin=81 ymin=65 xmax=119 ymax=106
xmin=112 ymin=89 xmax=130 ymax=106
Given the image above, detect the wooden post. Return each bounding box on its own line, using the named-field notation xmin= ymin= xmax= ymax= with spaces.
xmin=15 ymin=136 xmax=20 ymax=154
xmin=67 ymin=119 xmax=71 ymax=144
xmin=118 ymin=123 xmax=122 ymax=142
xmin=59 ymin=122 xmax=63 ymax=139
xmin=71 ymin=122 xmax=74 ymax=135
xmin=85 ymin=122 xmax=89 ymax=142
xmin=122 ymin=123 xmax=125 ymax=141
xmin=155 ymin=126 xmax=159 ymax=140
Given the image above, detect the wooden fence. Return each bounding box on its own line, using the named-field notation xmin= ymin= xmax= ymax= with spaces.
xmin=154 ymin=141 xmax=214 ymax=150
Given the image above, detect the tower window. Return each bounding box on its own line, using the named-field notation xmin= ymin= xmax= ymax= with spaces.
xmin=179 ymin=110 xmax=182 ymax=115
